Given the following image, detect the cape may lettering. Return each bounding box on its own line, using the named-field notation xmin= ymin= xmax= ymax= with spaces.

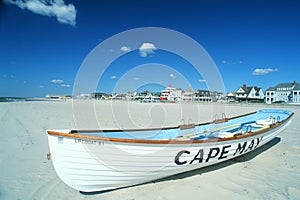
xmin=174 ymin=136 xmax=263 ymax=165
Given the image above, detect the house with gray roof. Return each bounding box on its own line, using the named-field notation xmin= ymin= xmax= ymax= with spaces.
xmin=236 ymin=84 xmax=264 ymax=102
xmin=265 ymin=81 xmax=300 ymax=104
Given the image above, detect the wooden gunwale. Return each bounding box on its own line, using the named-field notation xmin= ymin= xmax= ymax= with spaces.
xmin=47 ymin=111 xmax=294 ymax=144
xmin=70 ymin=111 xmax=257 ymax=133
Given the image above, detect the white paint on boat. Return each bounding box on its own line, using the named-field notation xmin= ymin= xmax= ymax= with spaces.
xmin=47 ymin=109 xmax=293 ymax=192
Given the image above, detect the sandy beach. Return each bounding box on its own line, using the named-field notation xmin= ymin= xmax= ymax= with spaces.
xmin=0 ymin=101 xmax=299 ymax=199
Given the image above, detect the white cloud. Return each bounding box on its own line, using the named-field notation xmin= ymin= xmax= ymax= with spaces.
xmin=39 ymin=85 xmax=45 ymax=88
xmin=111 ymin=75 xmax=118 ymax=79
xmin=4 ymin=0 xmax=77 ymax=26
xmin=60 ymin=84 xmax=71 ymax=87
xmin=198 ymin=79 xmax=206 ymax=82
xmin=50 ymin=79 xmax=63 ymax=84
xmin=222 ymin=60 xmax=228 ymax=64
xmin=139 ymin=42 xmax=157 ymax=57
xmin=252 ymin=68 xmax=279 ymax=75
xmin=120 ymin=46 xmax=131 ymax=53
xmin=222 ymin=60 xmax=243 ymax=65
xmin=133 ymin=77 xmax=140 ymax=81
xmin=169 ymin=73 xmax=176 ymax=79
xmin=3 ymin=74 xmax=15 ymax=78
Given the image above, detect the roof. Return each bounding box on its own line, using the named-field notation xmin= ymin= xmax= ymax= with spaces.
xmin=254 ymin=87 xmax=262 ymax=95
xmin=226 ymin=92 xmax=236 ymax=97
xmin=237 ymin=86 xmax=261 ymax=94
xmin=293 ymin=83 xmax=300 ymax=90
xmin=266 ymin=87 xmax=276 ymax=91
xmin=275 ymin=83 xmax=294 ymax=88
xmin=266 ymin=82 xmax=300 ymax=91
xmin=236 ymin=86 xmax=251 ymax=94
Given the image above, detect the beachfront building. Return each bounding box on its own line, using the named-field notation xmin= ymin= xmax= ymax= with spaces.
xmin=181 ymin=86 xmax=194 ymax=101
xmin=226 ymin=92 xmax=237 ymax=102
xmin=210 ymin=91 xmax=225 ymax=102
xmin=194 ymin=90 xmax=212 ymax=102
xmin=45 ymin=94 xmax=61 ymax=99
xmin=76 ymin=93 xmax=91 ymax=99
xmin=128 ymin=91 xmax=160 ymax=102
xmin=182 ymin=91 xmax=194 ymax=101
xmin=235 ymin=84 xmax=265 ymax=102
xmin=193 ymin=90 xmax=224 ymax=102
xmin=110 ymin=93 xmax=126 ymax=100
xmin=160 ymin=86 xmax=183 ymax=102
xmin=265 ymin=81 xmax=300 ymax=104
xmin=45 ymin=94 xmax=72 ymax=100
xmin=126 ymin=92 xmax=136 ymax=101
xmin=91 ymin=92 xmax=110 ymax=100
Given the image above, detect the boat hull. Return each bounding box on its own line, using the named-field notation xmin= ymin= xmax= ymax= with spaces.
xmin=47 ymin=113 xmax=292 ymax=192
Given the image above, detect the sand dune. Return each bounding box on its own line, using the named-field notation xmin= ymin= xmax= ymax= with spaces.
xmin=0 ymin=101 xmax=299 ymax=199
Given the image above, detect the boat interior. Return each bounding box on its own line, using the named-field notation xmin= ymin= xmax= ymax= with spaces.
xmin=67 ymin=109 xmax=293 ymax=141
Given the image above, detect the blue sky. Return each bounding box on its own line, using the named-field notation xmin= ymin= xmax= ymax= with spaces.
xmin=0 ymin=0 xmax=299 ymax=97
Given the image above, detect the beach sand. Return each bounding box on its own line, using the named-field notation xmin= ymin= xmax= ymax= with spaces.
xmin=0 ymin=101 xmax=299 ymax=199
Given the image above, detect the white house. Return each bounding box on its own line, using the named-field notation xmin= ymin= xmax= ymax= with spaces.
xmin=226 ymin=92 xmax=236 ymax=102
xmin=194 ymin=90 xmax=212 ymax=102
xmin=160 ymin=86 xmax=183 ymax=102
xmin=236 ymin=84 xmax=264 ymax=102
xmin=181 ymin=92 xmax=194 ymax=101
xmin=265 ymin=81 xmax=300 ymax=104
xmin=45 ymin=94 xmax=71 ymax=100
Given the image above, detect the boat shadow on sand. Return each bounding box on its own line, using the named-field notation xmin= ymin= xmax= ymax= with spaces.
xmin=81 ymin=137 xmax=280 ymax=195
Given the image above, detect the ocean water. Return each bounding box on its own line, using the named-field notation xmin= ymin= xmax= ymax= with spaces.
xmin=0 ymin=97 xmax=67 ymax=103
xmin=0 ymin=97 xmax=27 ymax=102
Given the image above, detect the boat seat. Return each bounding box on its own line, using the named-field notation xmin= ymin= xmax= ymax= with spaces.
xmin=207 ymin=131 xmax=235 ymax=139
xmin=256 ymin=117 xmax=277 ymax=126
